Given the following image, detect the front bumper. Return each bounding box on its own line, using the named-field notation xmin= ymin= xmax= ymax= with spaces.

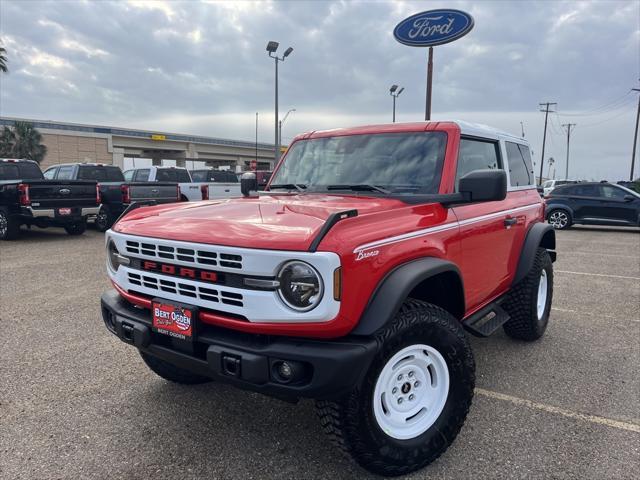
xmin=101 ymin=289 xmax=377 ymax=400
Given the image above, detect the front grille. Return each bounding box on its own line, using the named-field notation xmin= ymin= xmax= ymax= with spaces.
xmin=128 ymin=272 xmax=244 ymax=307
xmin=125 ymin=240 xmax=243 ymax=269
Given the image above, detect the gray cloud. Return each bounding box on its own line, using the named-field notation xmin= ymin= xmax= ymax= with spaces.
xmin=0 ymin=0 xmax=638 ymax=180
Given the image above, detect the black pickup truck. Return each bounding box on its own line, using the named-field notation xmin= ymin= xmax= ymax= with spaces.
xmin=43 ymin=163 xmax=180 ymax=231
xmin=0 ymin=159 xmax=100 ymax=240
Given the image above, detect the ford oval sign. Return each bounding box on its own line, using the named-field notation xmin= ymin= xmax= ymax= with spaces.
xmin=394 ymin=9 xmax=474 ymax=47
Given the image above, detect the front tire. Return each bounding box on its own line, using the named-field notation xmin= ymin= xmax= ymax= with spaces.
xmin=140 ymin=351 xmax=212 ymax=385
xmin=64 ymin=221 xmax=87 ymax=236
xmin=547 ymin=209 xmax=572 ymax=229
xmin=0 ymin=209 xmax=20 ymax=240
xmin=502 ymin=248 xmax=553 ymax=341
xmin=316 ymin=300 xmax=475 ymax=477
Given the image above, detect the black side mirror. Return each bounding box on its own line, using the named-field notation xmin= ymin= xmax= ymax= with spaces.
xmin=240 ymin=172 xmax=258 ymax=197
xmin=623 ymin=195 xmax=635 ymax=202
xmin=458 ymin=169 xmax=507 ymax=203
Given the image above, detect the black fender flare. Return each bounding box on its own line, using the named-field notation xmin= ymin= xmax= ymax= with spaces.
xmin=351 ymin=257 xmax=464 ymax=336
xmin=513 ymin=222 xmax=556 ymax=285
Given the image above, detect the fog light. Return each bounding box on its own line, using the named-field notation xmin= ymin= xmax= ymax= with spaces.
xmin=272 ymin=360 xmax=307 ymax=384
xmin=278 ymin=361 xmax=293 ymax=379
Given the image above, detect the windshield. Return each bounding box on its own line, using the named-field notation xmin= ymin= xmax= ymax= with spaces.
xmin=270 ymin=132 xmax=447 ymax=194
xmin=78 ymin=166 xmax=124 ymax=181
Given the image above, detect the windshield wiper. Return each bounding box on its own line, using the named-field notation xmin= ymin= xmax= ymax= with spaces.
xmin=326 ymin=184 xmax=391 ymax=194
xmin=269 ymin=183 xmax=307 ymax=192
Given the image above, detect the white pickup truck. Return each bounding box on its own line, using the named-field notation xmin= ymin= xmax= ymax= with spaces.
xmin=123 ymin=166 xmax=241 ymax=201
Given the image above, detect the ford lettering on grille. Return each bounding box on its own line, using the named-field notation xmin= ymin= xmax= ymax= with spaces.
xmin=141 ymin=260 xmax=218 ymax=283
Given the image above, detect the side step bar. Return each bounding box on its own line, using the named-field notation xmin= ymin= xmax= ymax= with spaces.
xmin=463 ymin=302 xmax=510 ymax=337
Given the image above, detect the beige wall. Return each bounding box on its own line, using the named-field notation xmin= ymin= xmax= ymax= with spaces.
xmin=40 ymin=134 xmax=113 ymax=170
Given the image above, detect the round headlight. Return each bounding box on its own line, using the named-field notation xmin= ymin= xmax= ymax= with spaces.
xmin=107 ymin=240 xmax=121 ymax=272
xmin=277 ymin=261 xmax=324 ymax=312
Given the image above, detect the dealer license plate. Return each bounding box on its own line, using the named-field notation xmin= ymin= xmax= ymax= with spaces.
xmin=151 ymin=300 xmax=196 ymax=341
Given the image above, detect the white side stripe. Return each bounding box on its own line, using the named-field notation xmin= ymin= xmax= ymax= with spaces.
xmin=353 ymin=203 xmax=541 ymax=253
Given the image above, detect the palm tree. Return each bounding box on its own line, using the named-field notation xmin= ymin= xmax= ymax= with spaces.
xmin=3 ymin=122 xmax=47 ymax=163
xmin=0 ymin=44 xmax=7 ymax=73
xmin=0 ymin=127 xmax=15 ymax=157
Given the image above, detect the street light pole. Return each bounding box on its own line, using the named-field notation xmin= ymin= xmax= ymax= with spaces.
xmin=266 ymin=41 xmax=293 ymax=165
xmin=389 ymin=85 xmax=404 ymax=123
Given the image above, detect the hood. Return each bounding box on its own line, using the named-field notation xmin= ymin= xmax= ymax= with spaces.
xmin=113 ymin=194 xmax=410 ymax=251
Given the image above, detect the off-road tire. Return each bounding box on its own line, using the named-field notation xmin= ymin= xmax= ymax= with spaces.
xmin=547 ymin=209 xmax=572 ymax=230
xmin=315 ymin=300 xmax=475 ymax=477
xmin=64 ymin=221 xmax=87 ymax=236
xmin=140 ymin=351 xmax=212 ymax=385
xmin=0 ymin=209 xmax=20 ymax=240
xmin=502 ymin=248 xmax=553 ymax=341
xmin=95 ymin=206 xmax=114 ymax=232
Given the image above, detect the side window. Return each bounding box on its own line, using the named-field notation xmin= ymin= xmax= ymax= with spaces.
xmin=176 ymin=169 xmax=191 ymax=182
xmin=123 ymin=170 xmax=134 ymax=181
xmin=155 ymin=169 xmax=176 ymax=181
xmin=191 ymin=171 xmax=206 ymax=182
xmin=134 ymin=169 xmax=150 ymax=182
xmin=456 ymin=138 xmax=501 ymax=189
xmin=573 ymin=185 xmax=600 ymax=197
xmin=57 ymin=165 xmax=74 ymax=180
xmin=600 ymin=185 xmax=627 ymax=199
xmin=0 ymin=164 xmax=20 ymax=180
xmin=43 ymin=167 xmax=57 ymax=179
xmin=505 ymin=142 xmax=534 ymax=187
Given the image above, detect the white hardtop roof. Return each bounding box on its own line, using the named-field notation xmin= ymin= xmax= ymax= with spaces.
xmin=449 ymin=120 xmax=528 ymax=144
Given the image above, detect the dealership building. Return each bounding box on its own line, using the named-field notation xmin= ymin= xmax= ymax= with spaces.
xmin=0 ymin=117 xmax=279 ymax=172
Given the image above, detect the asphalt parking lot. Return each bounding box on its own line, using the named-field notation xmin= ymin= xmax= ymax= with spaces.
xmin=1 ymin=225 xmax=639 ymax=479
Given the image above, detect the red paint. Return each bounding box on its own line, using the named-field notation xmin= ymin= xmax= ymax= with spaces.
xmin=111 ymin=122 xmax=544 ymax=338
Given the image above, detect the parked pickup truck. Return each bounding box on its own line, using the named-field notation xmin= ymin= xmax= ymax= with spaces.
xmin=123 ymin=166 xmax=240 ymax=201
xmin=101 ymin=121 xmax=556 ymax=476
xmin=0 ymin=158 xmax=99 ymax=240
xmin=44 ymin=163 xmax=180 ymax=231
xmin=190 ymin=168 xmax=242 ymax=199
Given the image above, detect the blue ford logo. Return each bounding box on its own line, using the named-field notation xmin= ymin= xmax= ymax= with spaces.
xmin=394 ymin=9 xmax=474 ymax=47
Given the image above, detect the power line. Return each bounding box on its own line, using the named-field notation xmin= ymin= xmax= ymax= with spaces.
xmin=538 ymin=102 xmax=557 ymax=185
xmin=556 ymin=91 xmax=634 ymax=117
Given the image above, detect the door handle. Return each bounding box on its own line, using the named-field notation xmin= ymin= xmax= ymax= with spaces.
xmin=504 ymin=217 xmax=517 ymax=227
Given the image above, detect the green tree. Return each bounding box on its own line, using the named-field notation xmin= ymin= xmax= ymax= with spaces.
xmin=0 ymin=122 xmax=47 ymax=163
xmin=0 ymin=44 xmax=7 ymax=73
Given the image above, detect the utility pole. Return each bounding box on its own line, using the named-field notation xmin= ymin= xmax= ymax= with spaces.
xmin=425 ymin=47 xmax=433 ymax=120
xmin=538 ymin=102 xmax=557 ymax=185
xmin=561 ymin=123 xmax=576 ymax=179
xmin=631 ymin=88 xmax=640 ymax=181
xmin=255 ymin=112 xmax=258 ymax=167
xmin=520 ymin=121 xmax=525 ymax=138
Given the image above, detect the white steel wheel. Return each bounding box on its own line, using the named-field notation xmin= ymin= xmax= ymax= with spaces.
xmin=537 ymin=270 xmax=548 ymax=320
xmin=548 ymin=211 xmax=568 ymax=229
xmin=373 ymin=344 xmax=450 ymax=440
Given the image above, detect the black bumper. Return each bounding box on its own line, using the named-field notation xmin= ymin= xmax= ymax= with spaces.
xmin=100 ymin=289 xmax=378 ymax=400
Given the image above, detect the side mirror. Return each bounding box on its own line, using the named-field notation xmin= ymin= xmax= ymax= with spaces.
xmin=458 ymin=169 xmax=507 ymax=203
xmin=623 ymin=195 xmax=635 ymax=202
xmin=240 ymin=172 xmax=258 ymax=197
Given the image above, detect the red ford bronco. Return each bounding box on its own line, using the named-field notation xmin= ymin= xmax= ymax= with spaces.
xmin=101 ymin=121 xmax=556 ymax=476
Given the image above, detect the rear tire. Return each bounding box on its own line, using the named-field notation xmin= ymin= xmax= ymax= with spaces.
xmin=0 ymin=209 xmax=20 ymax=240
xmin=316 ymin=300 xmax=475 ymax=477
xmin=140 ymin=351 xmax=212 ymax=385
xmin=502 ymin=248 xmax=553 ymax=341
xmin=547 ymin=209 xmax=572 ymax=230
xmin=95 ymin=206 xmax=113 ymax=232
xmin=64 ymin=221 xmax=86 ymax=236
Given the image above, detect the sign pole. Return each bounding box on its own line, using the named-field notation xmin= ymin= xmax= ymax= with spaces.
xmin=425 ymin=46 xmax=433 ymax=121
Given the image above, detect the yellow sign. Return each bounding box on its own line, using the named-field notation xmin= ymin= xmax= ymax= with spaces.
xmin=280 ymin=146 xmax=288 ymax=153
xmin=151 ymin=134 xmax=166 ymax=141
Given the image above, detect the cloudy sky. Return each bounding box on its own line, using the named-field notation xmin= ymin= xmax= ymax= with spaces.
xmin=0 ymin=0 xmax=638 ymax=180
